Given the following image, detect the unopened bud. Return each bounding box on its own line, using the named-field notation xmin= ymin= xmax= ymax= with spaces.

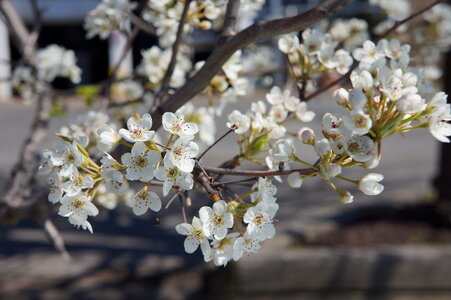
xmin=298 ymin=127 xmax=316 ymax=145
xmin=337 ymin=190 xmax=353 ymax=203
xmin=333 ymin=88 xmax=349 ymax=106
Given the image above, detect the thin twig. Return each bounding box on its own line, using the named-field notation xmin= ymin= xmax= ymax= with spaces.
xmin=165 ymin=192 xmax=180 ymax=209
xmin=219 ymin=0 xmax=240 ymax=43
xmin=179 ymin=194 xmax=187 ymax=223
xmin=43 ymin=219 xmax=71 ymax=261
xmin=203 ymin=166 xmax=316 ymax=177
xmin=212 ymin=177 xmax=258 ymax=187
xmin=110 ymin=26 xmax=140 ymax=78
xmin=195 ymin=160 xmax=210 ymax=179
xmin=157 ymin=0 xmax=192 ymax=103
xmin=198 ymin=126 xmax=236 ymax=160
xmin=127 ymin=11 xmax=156 ymax=36
xmin=374 ymin=0 xmax=446 ymax=44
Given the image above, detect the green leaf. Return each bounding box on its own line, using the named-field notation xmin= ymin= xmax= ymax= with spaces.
xmin=249 ymin=135 xmax=270 ymax=156
xmin=76 ymin=85 xmax=99 ymax=107
xmin=49 ymin=102 xmax=65 ymax=117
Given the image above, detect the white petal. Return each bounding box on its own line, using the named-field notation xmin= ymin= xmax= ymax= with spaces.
xmin=148 ymin=192 xmax=162 ymax=212
xmin=162 ymin=180 xmax=172 ymax=197
xmin=184 ymin=236 xmax=199 ymax=253
xmin=199 ymin=206 xmax=213 ymax=223
xmin=213 ymin=200 xmax=227 ymax=214
xmin=175 ymin=223 xmax=192 ymax=236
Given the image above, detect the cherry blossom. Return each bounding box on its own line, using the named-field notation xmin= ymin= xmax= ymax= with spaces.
xmin=119 ymin=113 xmax=155 ymax=143
xmin=121 ymin=142 xmax=160 ymax=181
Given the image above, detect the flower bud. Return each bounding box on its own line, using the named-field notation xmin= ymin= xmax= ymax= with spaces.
xmin=298 ymin=127 xmax=316 ymax=145
xmin=287 ymin=172 xmax=303 ymax=188
xmin=351 ymin=70 xmax=373 ymax=91
xmin=333 ymin=88 xmax=349 ymax=106
xmin=315 ymin=138 xmax=331 ymax=156
xmin=337 ymin=190 xmax=353 ymax=203
xmin=358 ymin=173 xmax=384 ymax=195
xmin=327 ymin=163 xmax=342 ymax=178
xmin=349 ymin=89 xmax=367 ymax=111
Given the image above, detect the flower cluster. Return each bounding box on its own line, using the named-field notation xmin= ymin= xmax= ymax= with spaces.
xmin=197 ymin=50 xmax=249 ymax=116
xmin=84 ymin=0 xmax=137 ymax=39
xmin=326 ymin=18 xmax=369 ymax=51
xmin=278 ymin=29 xmax=353 ymax=92
xmin=41 ymin=111 xmax=202 ymax=232
xmin=176 ymin=178 xmax=279 ymax=266
xmin=138 ymin=46 xmax=192 ymax=89
xmin=292 ymin=37 xmax=450 ymax=201
xmin=12 ymin=45 xmax=81 ymax=102
xmin=226 ymin=86 xmax=314 ymax=148
xmin=143 ymin=0 xmax=265 ymax=48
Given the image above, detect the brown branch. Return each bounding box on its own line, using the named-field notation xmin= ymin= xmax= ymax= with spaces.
xmin=44 ymin=219 xmax=71 ymax=261
xmin=374 ymin=0 xmax=446 ymax=44
xmin=219 ymin=0 xmax=240 ymax=43
xmin=0 ymin=0 xmax=33 ymax=59
xmin=157 ymin=0 xmax=193 ymax=103
xmin=203 ymin=166 xmax=317 ymax=177
xmin=109 ymin=27 xmax=140 ymax=78
xmin=198 ymin=126 xmax=236 ymax=160
xmin=212 ymin=177 xmax=258 ymax=187
xmin=150 ymin=0 xmax=357 ymax=128
xmin=127 ymin=11 xmax=157 ymax=36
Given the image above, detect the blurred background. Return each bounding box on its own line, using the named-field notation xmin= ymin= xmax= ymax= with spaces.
xmin=2 ymin=0 xmax=451 ymax=299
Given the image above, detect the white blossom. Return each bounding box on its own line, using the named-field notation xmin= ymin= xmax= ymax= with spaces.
xmin=129 ymin=188 xmax=162 ymax=215
xmin=199 ymin=200 xmax=234 ymax=240
xmin=233 ymin=232 xmax=261 ymax=261
xmin=227 ymin=110 xmax=250 ymax=134
xmin=119 ymin=113 xmax=155 ymax=143
xmin=359 ymin=173 xmax=384 ymax=195
xmin=243 ymin=202 xmax=278 ymax=241
xmin=175 ymin=217 xmax=211 ymax=260
xmin=102 ymin=170 xmax=129 ymax=195
xmin=165 ymin=138 xmax=199 ymax=173
xmin=58 ymin=193 xmax=99 ymax=233
xmin=154 ymin=159 xmax=194 ymax=196
xmin=162 ymin=111 xmax=199 ymax=139
xmin=51 ymin=141 xmax=83 ymax=178
xmin=121 ymin=142 xmax=160 ymax=181
xmin=97 ymin=125 xmax=120 ymax=152
xmin=48 ymin=172 xmax=63 ymax=203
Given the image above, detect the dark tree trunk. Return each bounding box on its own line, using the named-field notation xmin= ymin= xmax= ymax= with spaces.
xmin=433 ymin=49 xmax=451 ymax=223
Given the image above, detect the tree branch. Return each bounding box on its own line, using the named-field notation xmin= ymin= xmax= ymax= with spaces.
xmin=0 ymin=0 xmax=33 ymax=59
xmin=219 ymin=0 xmax=240 ymax=43
xmin=157 ymin=0 xmax=192 ymax=103
xmin=203 ymin=166 xmax=317 ymax=177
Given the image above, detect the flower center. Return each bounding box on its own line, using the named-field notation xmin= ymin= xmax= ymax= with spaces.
xmin=137 ymin=190 xmax=148 ymax=201
xmin=254 ymin=214 xmax=266 ymax=226
xmin=73 ymin=175 xmax=83 ymax=187
xmin=72 ymin=199 xmax=84 ymax=209
xmin=171 ymin=120 xmax=183 ymax=133
xmin=347 ymin=141 xmax=360 ymax=154
xmin=167 ymin=167 xmax=179 ymax=179
xmin=354 ymin=115 xmax=367 ymax=128
xmin=131 ymin=128 xmax=143 ymax=139
xmin=65 ymin=153 xmax=76 ymax=164
xmin=134 ymin=156 xmax=148 ymax=168
xmin=213 ymin=214 xmax=224 ymax=226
